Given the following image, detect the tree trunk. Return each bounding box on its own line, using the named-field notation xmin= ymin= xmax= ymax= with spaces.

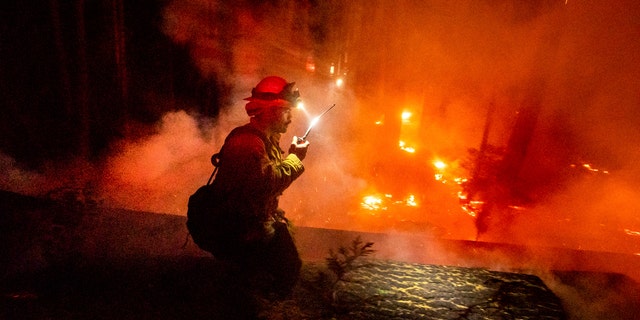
xmin=75 ymin=0 xmax=90 ymax=159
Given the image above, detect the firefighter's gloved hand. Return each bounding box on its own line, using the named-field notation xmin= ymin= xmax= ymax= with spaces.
xmin=289 ymin=136 xmax=310 ymax=161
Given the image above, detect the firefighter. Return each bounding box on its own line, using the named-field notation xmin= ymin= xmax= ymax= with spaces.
xmin=212 ymin=76 xmax=309 ymax=298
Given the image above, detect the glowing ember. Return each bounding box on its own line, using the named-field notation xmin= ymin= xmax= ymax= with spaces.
xmin=399 ymin=140 xmax=416 ymax=153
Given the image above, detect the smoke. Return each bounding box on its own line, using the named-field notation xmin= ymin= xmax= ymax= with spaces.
xmin=98 ymin=110 xmax=218 ymax=214
xmin=0 ymin=153 xmax=42 ymax=195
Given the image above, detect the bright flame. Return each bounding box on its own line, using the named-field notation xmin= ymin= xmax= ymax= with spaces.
xmin=433 ymin=160 xmax=447 ymax=170
xmin=401 ymin=110 xmax=412 ymax=123
xmin=308 ymin=116 xmax=320 ymax=128
xmin=360 ymin=193 xmax=419 ymax=211
xmin=335 ymin=78 xmax=344 ymax=87
xmin=454 ymin=177 xmax=467 ymax=185
xmin=405 ymin=194 xmax=417 ymax=207
xmin=361 ymin=195 xmax=386 ymax=211
xmin=399 ymin=140 xmax=416 ymax=153
xmin=570 ymin=163 xmax=610 ymax=174
xmin=624 ymin=229 xmax=640 ymax=236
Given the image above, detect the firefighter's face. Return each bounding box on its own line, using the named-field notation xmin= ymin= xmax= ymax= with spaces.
xmin=266 ymin=105 xmax=293 ymax=134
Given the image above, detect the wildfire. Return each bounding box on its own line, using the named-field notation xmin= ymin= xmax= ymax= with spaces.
xmin=360 ymin=193 xmax=419 ymax=211
xmin=433 ymin=159 xmax=446 ymax=181
xmin=361 ymin=194 xmax=388 ymax=211
xmin=433 ymin=160 xmax=446 ymax=170
xmin=399 ymin=140 xmax=416 ymax=153
xmin=460 ymin=200 xmax=485 ymax=218
xmin=405 ymin=194 xmax=417 ymax=207
xmin=401 ymin=110 xmax=412 ymax=123
xmin=624 ymin=229 xmax=640 ymax=236
xmin=571 ymin=163 xmax=610 ymax=174
xmin=431 ymin=158 xmax=467 ymax=185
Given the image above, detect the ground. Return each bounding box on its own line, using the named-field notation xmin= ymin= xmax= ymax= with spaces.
xmin=1 ymin=256 xmax=566 ymax=319
xmin=1 ymin=190 xmax=638 ymax=319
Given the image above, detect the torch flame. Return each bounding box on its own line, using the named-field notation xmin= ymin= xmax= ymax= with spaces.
xmin=309 ymin=116 xmax=320 ymax=128
xmin=301 ymin=104 xmax=336 ymax=140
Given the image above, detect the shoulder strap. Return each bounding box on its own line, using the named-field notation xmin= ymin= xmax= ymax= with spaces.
xmin=206 ymin=124 xmax=269 ymax=185
xmin=225 ymin=124 xmax=269 ymax=146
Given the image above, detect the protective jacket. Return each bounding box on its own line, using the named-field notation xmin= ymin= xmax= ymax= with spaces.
xmin=213 ymin=122 xmax=305 ymax=243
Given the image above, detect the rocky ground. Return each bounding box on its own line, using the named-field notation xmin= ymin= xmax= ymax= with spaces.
xmin=1 ymin=190 xmax=638 ymax=319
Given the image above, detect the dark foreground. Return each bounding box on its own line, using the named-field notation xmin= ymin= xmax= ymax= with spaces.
xmin=1 ymin=190 xmax=638 ymax=319
xmin=1 ymin=255 xmax=567 ymax=320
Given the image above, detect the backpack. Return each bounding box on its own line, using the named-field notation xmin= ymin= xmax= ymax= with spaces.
xmin=186 ymin=125 xmax=269 ymax=256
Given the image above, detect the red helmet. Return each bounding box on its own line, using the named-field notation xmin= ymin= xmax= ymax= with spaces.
xmin=244 ymin=76 xmax=300 ymax=116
